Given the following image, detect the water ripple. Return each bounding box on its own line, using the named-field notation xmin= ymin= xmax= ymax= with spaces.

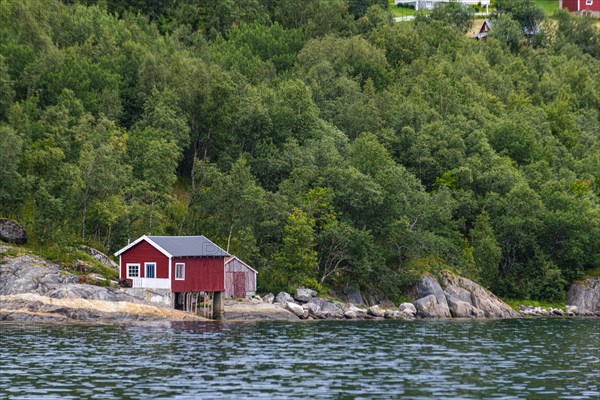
xmin=1 ymin=318 xmax=599 ymax=399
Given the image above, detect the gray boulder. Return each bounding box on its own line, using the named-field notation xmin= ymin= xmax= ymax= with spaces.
xmin=0 ymin=219 xmax=27 ymax=245
xmin=309 ymin=298 xmax=333 ymax=310
xmin=285 ymin=302 xmax=306 ymax=319
xmin=398 ymin=310 xmax=416 ymax=319
xmin=78 ymin=245 xmax=118 ymax=270
xmin=302 ymin=302 xmax=321 ymax=318
xmin=294 ymin=287 xmax=318 ymax=303
xmin=263 ymin=293 xmax=275 ymax=304
xmin=344 ymin=310 xmax=357 ymax=319
xmin=441 ymin=273 xmax=519 ymax=318
xmin=417 ymin=276 xmax=450 ymax=312
xmin=335 ymin=285 xmax=367 ymax=306
xmin=364 ymin=288 xmax=395 ymax=307
xmin=275 ymin=292 xmax=294 ymax=305
xmin=567 ymin=277 xmax=600 ymax=314
xmin=310 ymin=298 xmax=344 ymax=318
xmin=414 ymin=294 xmax=451 ymax=318
xmin=367 ymin=305 xmax=386 ymax=318
xmin=346 ymin=304 xmax=368 ymax=319
xmin=384 ymin=310 xmax=403 ymax=319
xmin=566 ymin=305 xmax=578 ymax=315
xmin=399 ymin=302 xmax=417 ymax=316
xmin=446 ymin=295 xmax=484 ymax=318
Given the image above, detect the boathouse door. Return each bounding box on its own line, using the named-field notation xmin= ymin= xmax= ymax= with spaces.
xmin=233 ymin=272 xmax=245 ymax=298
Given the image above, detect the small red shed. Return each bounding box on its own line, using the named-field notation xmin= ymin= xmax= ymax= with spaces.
xmin=224 ymin=256 xmax=258 ymax=299
xmin=474 ymin=19 xmax=492 ymax=41
xmin=115 ymin=235 xmax=229 ymax=316
xmin=561 ymin=0 xmax=600 ymax=15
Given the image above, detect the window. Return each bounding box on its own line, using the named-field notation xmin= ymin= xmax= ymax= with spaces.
xmin=145 ymin=263 xmax=156 ymax=279
xmin=587 ymin=0 xmax=593 ymax=5
xmin=175 ymin=263 xmax=185 ymax=280
xmin=127 ymin=264 xmax=139 ymax=278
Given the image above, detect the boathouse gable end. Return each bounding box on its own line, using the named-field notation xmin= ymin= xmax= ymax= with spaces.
xmin=119 ymin=239 xmax=169 ymax=280
xmin=224 ymin=256 xmax=258 ymax=299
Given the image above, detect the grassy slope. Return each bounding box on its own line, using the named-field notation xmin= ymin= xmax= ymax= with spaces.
xmin=388 ymin=0 xmax=418 ymax=17
xmin=388 ymin=0 xmax=560 ymax=18
xmin=0 ymin=242 xmax=119 ymax=283
xmin=534 ymin=0 xmax=560 ymax=16
xmin=505 ymin=298 xmax=566 ymax=311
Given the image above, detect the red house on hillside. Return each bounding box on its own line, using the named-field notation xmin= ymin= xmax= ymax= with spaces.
xmin=115 ymin=235 xmax=229 ymax=317
xmin=561 ymin=0 xmax=600 ymax=15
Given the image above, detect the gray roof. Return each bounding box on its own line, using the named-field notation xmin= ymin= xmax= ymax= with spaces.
xmin=147 ymin=236 xmax=229 ymax=257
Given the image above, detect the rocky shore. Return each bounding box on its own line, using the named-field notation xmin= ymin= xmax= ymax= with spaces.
xmin=226 ymin=272 xmax=521 ymax=321
xmin=1 ymin=243 xmax=598 ymax=322
xmin=0 ymin=245 xmax=206 ymax=322
xmin=225 ymin=273 xmax=600 ymax=321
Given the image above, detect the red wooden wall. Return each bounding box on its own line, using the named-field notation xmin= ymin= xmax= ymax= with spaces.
xmin=171 ymin=257 xmax=225 ymax=292
xmin=120 ymin=240 xmax=169 ymax=279
xmin=562 ymin=0 xmax=600 ymax=12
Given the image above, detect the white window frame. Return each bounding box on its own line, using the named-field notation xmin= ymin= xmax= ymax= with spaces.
xmin=127 ymin=263 xmax=140 ymax=278
xmin=586 ymin=0 xmax=593 ymax=5
xmin=145 ymin=262 xmax=156 ymax=279
xmin=175 ymin=263 xmax=185 ymax=280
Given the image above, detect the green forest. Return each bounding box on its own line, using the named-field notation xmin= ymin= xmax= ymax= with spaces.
xmin=1 ymin=0 xmax=599 ymax=303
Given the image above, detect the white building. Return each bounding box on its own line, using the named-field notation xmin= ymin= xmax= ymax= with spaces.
xmin=394 ymin=0 xmax=490 ymax=14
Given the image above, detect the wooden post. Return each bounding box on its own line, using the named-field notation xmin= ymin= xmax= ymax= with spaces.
xmin=213 ymin=291 xmax=224 ymax=320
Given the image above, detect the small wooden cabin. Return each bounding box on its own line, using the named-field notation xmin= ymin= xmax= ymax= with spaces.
xmin=224 ymin=256 xmax=257 ymax=299
xmin=114 ymin=235 xmax=229 ymax=318
xmin=475 ymin=19 xmax=491 ymax=41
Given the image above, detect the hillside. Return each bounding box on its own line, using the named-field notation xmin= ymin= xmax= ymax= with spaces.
xmin=0 ymin=0 xmax=599 ymax=304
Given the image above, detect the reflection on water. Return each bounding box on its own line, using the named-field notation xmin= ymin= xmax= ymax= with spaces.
xmin=1 ymin=318 xmax=599 ymax=399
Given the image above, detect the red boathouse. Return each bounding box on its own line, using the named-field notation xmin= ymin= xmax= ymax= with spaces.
xmin=115 ymin=235 xmax=229 ymax=318
xmin=561 ymin=0 xmax=600 ymax=15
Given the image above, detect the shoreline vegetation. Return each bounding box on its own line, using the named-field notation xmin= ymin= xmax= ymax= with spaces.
xmin=1 ymin=0 xmax=599 ymax=311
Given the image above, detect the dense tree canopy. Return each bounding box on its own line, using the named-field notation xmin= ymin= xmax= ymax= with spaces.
xmin=0 ymin=0 xmax=598 ymax=303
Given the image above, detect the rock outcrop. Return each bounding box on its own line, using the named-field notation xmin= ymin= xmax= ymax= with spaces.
xmin=367 ymin=305 xmax=385 ymax=318
xmin=78 ymin=245 xmax=118 ymax=270
xmin=414 ymin=294 xmax=449 ymax=318
xmin=294 ymin=287 xmax=317 ymax=303
xmin=286 ymin=301 xmax=307 ymax=319
xmin=263 ymin=293 xmax=274 ymax=304
xmin=223 ymin=301 xmax=299 ymax=321
xmin=399 ymin=302 xmax=417 ymax=315
xmin=275 ymin=292 xmax=294 ymax=305
xmin=335 ymin=285 xmax=367 ymax=306
xmin=0 ymin=219 xmax=27 ymax=245
xmin=414 ymin=276 xmax=451 ymax=318
xmin=0 ymin=246 xmax=205 ymax=321
xmin=442 ymin=273 xmax=519 ymax=318
xmin=567 ymin=277 xmax=600 ymax=314
xmin=412 ymin=272 xmax=519 ymax=319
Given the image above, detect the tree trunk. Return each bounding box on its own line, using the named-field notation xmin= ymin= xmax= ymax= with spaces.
xmin=226 ymin=224 xmax=233 ymax=253
xmin=191 ymin=140 xmax=198 ymax=195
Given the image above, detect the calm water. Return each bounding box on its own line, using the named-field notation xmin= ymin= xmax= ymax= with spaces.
xmin=0 ymin=319 xmax=598 ymax=399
